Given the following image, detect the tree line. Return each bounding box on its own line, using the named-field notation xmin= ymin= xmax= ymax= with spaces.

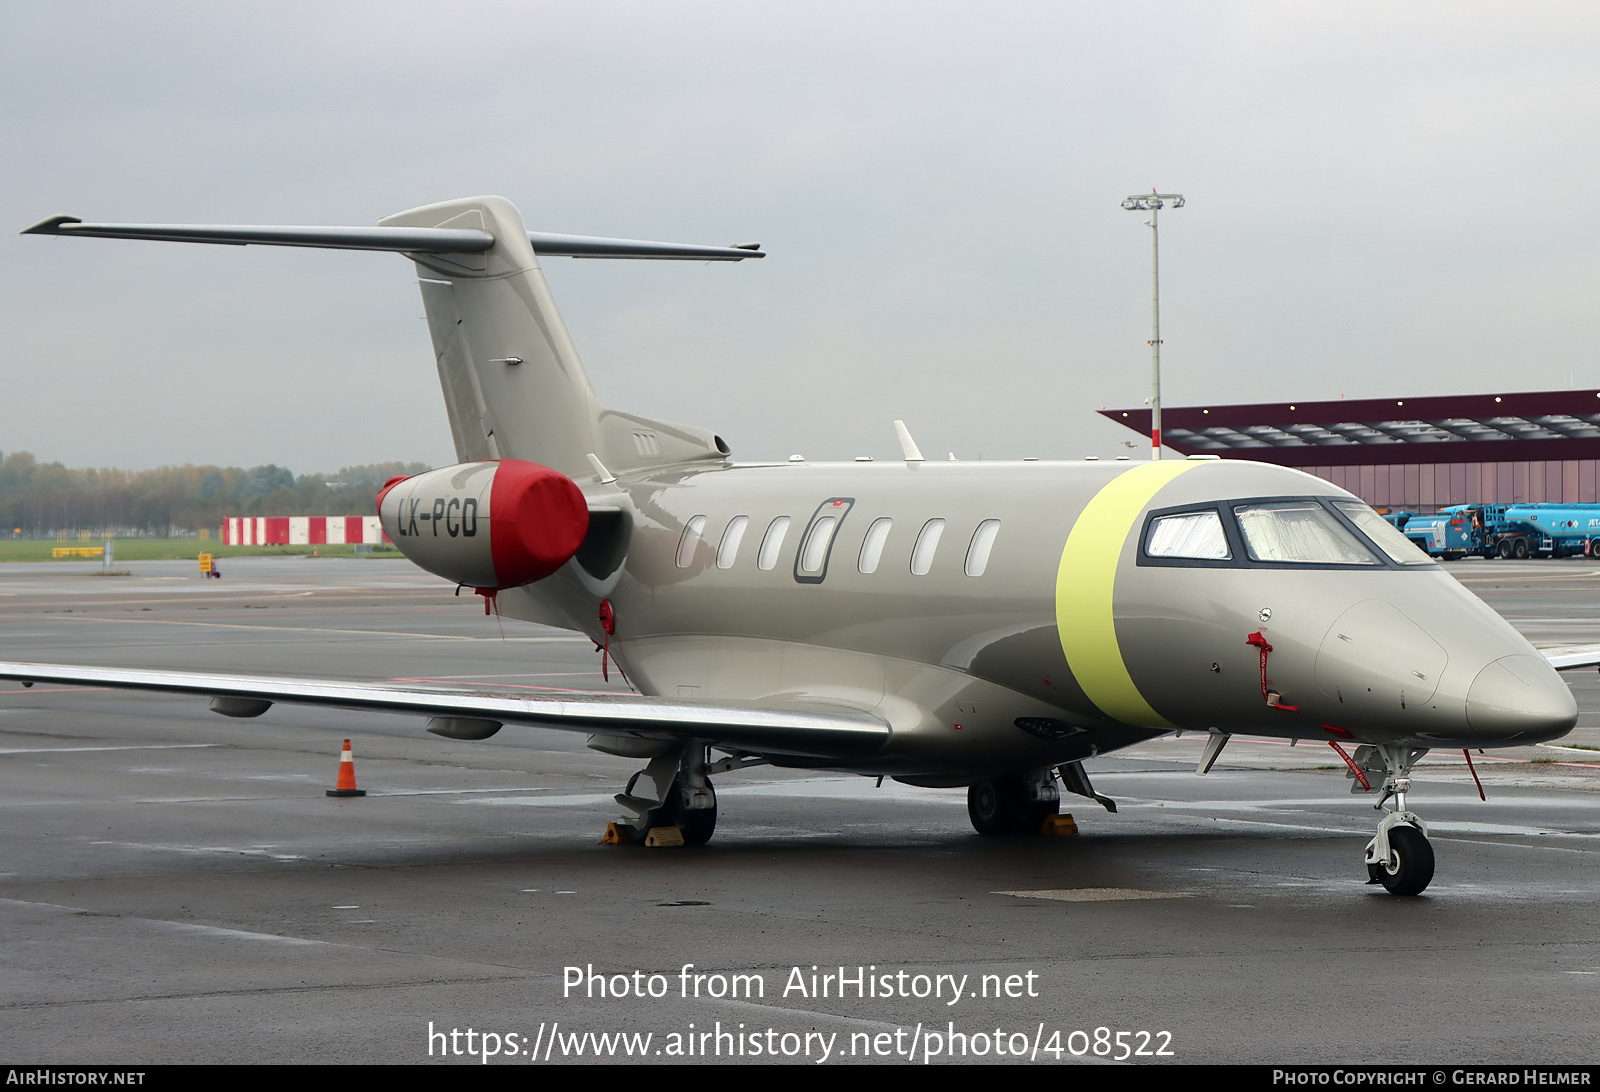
xmin=0 ymin=451 xmax=430 ymax=536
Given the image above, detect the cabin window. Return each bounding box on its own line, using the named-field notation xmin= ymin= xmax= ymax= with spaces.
xmin=1233 ymin=502 xmax=1377 ymax=565
xmin=1333 ymin=501 xmax=1432 ymax=565
xmin=910 ymin=518 xmax=946 ymax=575
xmin=964 ymin=519 xmax=1002 ymax=576
xmin=757 ymin=516 xmax=791 ymax=571
xmin=800 ymin=518 xmax=838 ymax=573
xmin=1145 ymin=510 xmax=1230 ymax=561
xmin=676 ymin=515 xmax=707 ymax=568
xmin=716 ymin=515 xmax=749 ymax=569
xmin=858 ymin=517 xmax=893 ymax=573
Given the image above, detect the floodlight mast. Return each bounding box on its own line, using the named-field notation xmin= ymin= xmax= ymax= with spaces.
xmin=1122 ymin=191 xmax=1184 ymax=460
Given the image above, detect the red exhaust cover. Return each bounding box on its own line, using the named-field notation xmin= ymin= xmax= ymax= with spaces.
xmin=488 ymin=460 xmax=590 ymax=587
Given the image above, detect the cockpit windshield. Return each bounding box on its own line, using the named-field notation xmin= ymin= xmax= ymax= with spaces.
xmin=1140 ymin=496 xmax=1436 ymax=569
xmin=1331 ymin=500 xmax=1433 ymax=565
xmin=1232 ymin=501 xmax=1378 ymax=565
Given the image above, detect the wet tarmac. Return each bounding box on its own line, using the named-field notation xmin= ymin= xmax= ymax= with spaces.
xmin=1 ymin=555 xmax=1597 ymax=1064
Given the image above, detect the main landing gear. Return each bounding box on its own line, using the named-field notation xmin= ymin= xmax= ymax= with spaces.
xmin=611 ymin=744 xmax=766 ymax=846
xmin=614 ymin=744 xmax=718 ymax=845
xmin=968 ymin=770 xmax=1060 ymax=836
xmin=967 ymin=763 xmax=1117 ymax=836
xmin=1348 ymin=743 xmax=1435 ymax=896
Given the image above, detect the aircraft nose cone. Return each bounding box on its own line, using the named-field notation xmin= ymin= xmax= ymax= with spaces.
xmin=1465 ymin=655 xmax=1576 ymax=744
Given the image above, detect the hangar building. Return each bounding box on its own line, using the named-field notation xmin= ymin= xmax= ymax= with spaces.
xmin=1103 ymin=390 xmax=1600 ymax=513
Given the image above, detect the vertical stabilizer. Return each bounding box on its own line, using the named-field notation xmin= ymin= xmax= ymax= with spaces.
xmin=379 ymin=197 xmax=604 ymax=481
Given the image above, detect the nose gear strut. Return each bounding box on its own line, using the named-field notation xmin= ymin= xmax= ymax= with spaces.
xmin=1349 ymin=743 xmax=1434 ymax=896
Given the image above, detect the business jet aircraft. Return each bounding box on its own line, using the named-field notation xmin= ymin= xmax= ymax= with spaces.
xmin=9 ymin=196 xmax=1594 ymax=896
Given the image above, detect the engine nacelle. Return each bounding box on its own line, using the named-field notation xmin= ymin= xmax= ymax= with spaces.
xmin=377 ymin=460 xmax=589 ymax=590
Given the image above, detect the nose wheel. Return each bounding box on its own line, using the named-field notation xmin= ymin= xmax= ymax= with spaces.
xmin=1353 ymin=744 xmax=1435 ymax=895
xmin=1366 ymin=823 xmax=1434 ymax=895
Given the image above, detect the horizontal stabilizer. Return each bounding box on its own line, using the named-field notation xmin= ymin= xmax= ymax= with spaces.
xmin=538 ymin=232 xmax=764 ymax=260
xmin=0 ymin=662 xmax=885 ymax=759
xmin=20 ymin=216 xmax=763 ymax=260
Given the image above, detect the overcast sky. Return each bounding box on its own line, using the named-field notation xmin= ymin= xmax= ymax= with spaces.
xmin=3 ymin=2 xmax=1598 ymax=473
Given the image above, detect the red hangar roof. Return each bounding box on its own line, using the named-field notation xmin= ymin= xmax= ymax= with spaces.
xmin=1101 ymin=390 xmax=1600 ymax=467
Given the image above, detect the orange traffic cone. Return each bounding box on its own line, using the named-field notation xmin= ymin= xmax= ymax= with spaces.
xmin=326 ymin=738 xmax=366 ymax=797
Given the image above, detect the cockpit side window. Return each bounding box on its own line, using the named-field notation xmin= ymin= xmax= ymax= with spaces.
xmin=1139 ymin=503 xmax=1242 ymax=568
xmin=1233 ymin=501 xmax=1377 ymax=565
xmin=1145 ymin=510 xmax=1231 ymax=560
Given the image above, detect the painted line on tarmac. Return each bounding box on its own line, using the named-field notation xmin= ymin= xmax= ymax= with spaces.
xmin=38 ymin=614 xmax=589 ymax=643
xmin=996 ymin=888 xmax=1190 ymax=902
xmin=1472 ymin=752 xmax=1600 ymax=770
xmin=0 ymin=897 xmax=538 ymax=1008
xmin=1116 ymin=801 xmax=1600 ymax=842
xmin=0 ymin=743 xmax=218 ymax=754
xmin=378 ymin=786 xmax=566 ymax=797
xmin=89 ymin=840 xmax=307 ymax=860
xmin=462 ymin=792 xmax=615 ymax=807
xmin=682 ymin=994 xmax=901 ymax=1034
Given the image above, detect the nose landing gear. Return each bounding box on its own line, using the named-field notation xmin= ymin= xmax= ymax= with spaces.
xmin=1353 ymin=744 xmax=1435 ymax=895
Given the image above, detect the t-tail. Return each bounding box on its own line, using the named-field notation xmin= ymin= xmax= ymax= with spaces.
xmin=22 ymin=196 xmax=760 ymax=482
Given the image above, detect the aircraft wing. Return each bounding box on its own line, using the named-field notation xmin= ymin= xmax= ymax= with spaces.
xmin=0 ymin=662 xmax=887 ymax=760
xmin=1539 ymin=644 xmax=1600 ymax=671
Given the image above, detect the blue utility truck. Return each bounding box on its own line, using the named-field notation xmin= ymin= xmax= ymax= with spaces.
xmin=1491 ymin=503 xmax=1600 ymax=559
xmin=1396 ymin=506 xmax=1483 ymax=561
xmin=1392 ymin=503 xmax=1600 ymax=560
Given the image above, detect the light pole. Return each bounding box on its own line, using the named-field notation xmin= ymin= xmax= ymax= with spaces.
xmin=1122 ymin=191 xmax=1184 ymax=460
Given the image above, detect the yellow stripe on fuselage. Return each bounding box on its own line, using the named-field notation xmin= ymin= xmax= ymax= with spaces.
xmin=1056 ymin=460 xmax=1202 ymax=728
